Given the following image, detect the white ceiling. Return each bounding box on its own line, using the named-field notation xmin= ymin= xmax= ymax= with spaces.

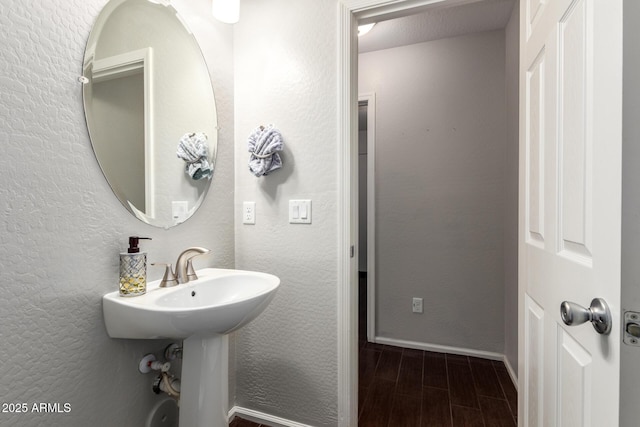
xmin=358 ymin=0 xmax=516 ymax=54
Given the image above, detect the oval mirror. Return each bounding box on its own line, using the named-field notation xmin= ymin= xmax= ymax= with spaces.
xmin=82 ymin=0 xmax=218 ymax=228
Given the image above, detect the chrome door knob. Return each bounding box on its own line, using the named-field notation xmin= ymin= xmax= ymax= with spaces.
xmin=560 ymin=298 xmax=612 ymax=335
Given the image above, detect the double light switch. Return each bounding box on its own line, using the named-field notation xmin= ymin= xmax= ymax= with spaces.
xmin=289 ymin=200 xmax=311 ymax=224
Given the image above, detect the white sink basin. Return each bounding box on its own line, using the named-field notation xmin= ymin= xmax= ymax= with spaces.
xmin=102 ymin=268 xmax=280 ymax=339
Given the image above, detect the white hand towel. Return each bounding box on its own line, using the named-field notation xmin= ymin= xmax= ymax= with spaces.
xmin=177 ymin=132 xmax=213 ymax=180
xmin=247 ymin=125 xmax=284 ymax=177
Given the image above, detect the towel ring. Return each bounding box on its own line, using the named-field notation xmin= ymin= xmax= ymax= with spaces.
xmin=186 ymin=132 xmax=208 ymax=138
xmin=250 ymin=151 xmax=276 ymax=159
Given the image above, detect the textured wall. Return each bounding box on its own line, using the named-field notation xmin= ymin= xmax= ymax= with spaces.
xmin=359 ymin=31 xmax=507 ymax=353
xmin=0 ymin=0 xmax=234 ymax=425
xmin=233 ymin=0 xmax=339 ymax=425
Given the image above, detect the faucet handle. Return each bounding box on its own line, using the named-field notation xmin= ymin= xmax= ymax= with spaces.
xmin=151 ymin=263 xmax=179 ymax=288
xmin=186 ymin=259 xmax=198 ymax=281
xmin=175 ymin=247 xmax=210 ymax=284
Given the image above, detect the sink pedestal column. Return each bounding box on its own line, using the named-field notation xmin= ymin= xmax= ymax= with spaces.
xmin=180 ymin=333 xmax=229 ymax=427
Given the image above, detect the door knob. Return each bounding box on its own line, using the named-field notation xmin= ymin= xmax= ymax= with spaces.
xmin=560 ymin=298 xmax=612 ymax=335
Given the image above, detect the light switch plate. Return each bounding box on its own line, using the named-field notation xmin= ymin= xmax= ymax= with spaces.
xmin=243 ymin=201 xmax=255 ymax=224
xmin=289 ymin=200 xmax=311 ymax=224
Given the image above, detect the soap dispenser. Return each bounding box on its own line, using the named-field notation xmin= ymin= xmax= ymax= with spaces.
xmin=119 ymin=236 xmax=151 ymax=297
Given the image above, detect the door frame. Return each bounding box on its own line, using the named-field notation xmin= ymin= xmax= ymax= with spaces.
xmin=337 ymin=1 xmax=487 ymax=425
xmin=359 ymin=93 xmax=377 ymax=343
xmin=88 ymin=47 xmax=155 ymax=218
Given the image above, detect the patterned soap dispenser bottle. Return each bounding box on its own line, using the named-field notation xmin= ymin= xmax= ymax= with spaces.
xmin=119 ymin=236 xmax=152 ymax=297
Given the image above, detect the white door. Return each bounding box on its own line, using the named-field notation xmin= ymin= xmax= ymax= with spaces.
xmin=519 ymin=0 xmax=623 ymax=425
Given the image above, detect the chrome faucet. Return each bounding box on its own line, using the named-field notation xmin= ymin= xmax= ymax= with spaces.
xmin=175 ymin=247 xmax=210 ymax=284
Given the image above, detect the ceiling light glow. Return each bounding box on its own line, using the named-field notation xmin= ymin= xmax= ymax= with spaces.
xmin=358 ymin=23 xmax=375 ymax=37
xmin=212 ymin=0 xmax=239 ymax=24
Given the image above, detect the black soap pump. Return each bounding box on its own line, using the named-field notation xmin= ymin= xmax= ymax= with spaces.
xmin=119 ymin=237 xmax=152 ymax=297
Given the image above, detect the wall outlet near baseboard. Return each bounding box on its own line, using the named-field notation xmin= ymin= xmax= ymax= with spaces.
xmin=412 ymin=297 xmax=423 ymax=314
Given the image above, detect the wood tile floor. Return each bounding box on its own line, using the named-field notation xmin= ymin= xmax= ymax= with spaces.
xmin=229 ymin=418 xmax=266 ymax=427
xmin=357 ymin=343 xmax=517 ymax=426
xmin=230 ymin=345 xmax=517 ymax=427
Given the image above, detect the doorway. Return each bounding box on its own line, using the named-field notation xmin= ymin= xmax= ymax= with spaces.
xmin=355 ymin=0 xmax=518 ymax=353
xmin=337 ymin=1 xmax=519 ymax=425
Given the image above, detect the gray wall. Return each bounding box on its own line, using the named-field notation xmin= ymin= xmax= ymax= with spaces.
xmin=504 ymin=2 xmax=519 ymax=374
xmin=232 ymin=0 xmax=339 ymax=425
xmin=91 ymin=73 xmax=146 ymax=211
xmin=0 ymin=0 xmax=234 ymax=425
xmin=359 ymin=126 xmax=368 ymax=272
xmin=359 ymin=30 xmax=508 ymax=354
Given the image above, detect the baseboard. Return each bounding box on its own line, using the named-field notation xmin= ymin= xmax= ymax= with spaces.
xmin=502 ymin=355 xmax=518 ymax=391
xmin=374 ymin=336 xmax=505 ymax=361
xmin=228 ymin=406 xmax=314 ymax=427
xmin=375 ymin=336 xmax=519 ymax=391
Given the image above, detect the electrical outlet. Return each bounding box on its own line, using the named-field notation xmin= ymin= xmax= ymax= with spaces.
xmin=172 ymin=201 xmax=188 ymax=225
xmin=412 ymin=297 xmax=423 ymax=314
xmin=243 ymin=201 xmax=255 ymax=224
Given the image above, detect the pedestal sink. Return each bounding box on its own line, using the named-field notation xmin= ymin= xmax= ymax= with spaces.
xmin=102 ymin=268 xmax=280 ymax=427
